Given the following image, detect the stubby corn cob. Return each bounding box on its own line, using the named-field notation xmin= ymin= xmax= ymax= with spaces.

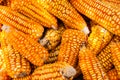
xmin=13 ymin=75 xmax=31 ymax=80
xmin=0 ymin=6 xmax=44 ymax=39
xmin=110 ymin=36 xmax=120 ymax=79
xmin=10 ymin=0 xmax=58 ymax=29
xmin=39 ymin=23 xmax=65 ymax=50
xmin=88 ymin=23 xmax=113 ymax=55
xmin=37 ymin=0 xmax=90 ymax=35
xmin=5 ymin=27 xmax=49 ymax=66
xmin=107 ymin=69 xmax=118 ymax=80
xmin=58 ymin=29 xmax=87 ymax=68
xmin=97 ymin=44 xmax=113 ymax=72
xmin=32 ymin=62 xmax=76 ymax=80
xmin=1 ymin=31 xmax=31 ymax=78
xmin=70 ymin=0 xmax=120 ymax=36
xmin=79 ymin=46 xmax=109 ymax=80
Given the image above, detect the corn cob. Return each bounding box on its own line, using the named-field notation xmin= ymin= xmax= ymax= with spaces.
xmin=79 ymin=46 xmax=109 ymax=80
xmin=88 ymin=23 xmax=113 ymax=55
xmin=0 ymin=6 xmax=44 ymax=39
xmin=0 ymin=70 xmax=11 ymax=80
xmin=32 ymin=62 xmax=76 ymax=80
xmin=58 ymin=29 xmax=87 ymax=68
xmin=5 ymin=27 xmax=49 ymax=66
xmin=110 ymin=37 xmax=120 ymax=79
xmin=70 ymin=0 xmax=120 ymax=36
xmin=10 ymin=0 xmax=58 ymax=29
xmin=39 ymin=23 xmax=65 ymax=50
xmin=97 ymin=44 xmax=113 ymax=72
xmin=37 ymin=0 xmax=90 ymax=35
xmin=107 ymin=69 xmax=118 ymax=80
xmin=13 ymin=75 xmax=31 ymax=80
xmin=1 ymin=31 xmax=31 ymax=78
xmin=0 ymin=49 xmax=4 ymax=69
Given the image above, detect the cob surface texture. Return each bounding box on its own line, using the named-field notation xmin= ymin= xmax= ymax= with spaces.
xmin=107 ymin=69 xmax=118 ymax=80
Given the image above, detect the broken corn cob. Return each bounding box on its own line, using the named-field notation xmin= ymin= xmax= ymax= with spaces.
xmin=88 ymin=23 xmax=113 ymax=55
xmin=97 ymin=44 xmax=113 ymax=72
xmin=4 ymin=27 xmax=49 ymax=66
xmin=58 ymin=29 xmax=87 ymax=68
xmin=79 ymin=46 xmax=109 ymax=80
xmin=32 ymin=62 xmax=76 ymax=80
xmin=37 ymin=0 xmax=90 ymax=34
xmin=0 ymin=6 xmax=44 ymax=39
xmin=10 ymin=0 xmax=58 ymax=29
xmin=70 ymin=0 xmax=120 ymax=36
xmin=107 ymin=69 xmax=118 ymax=80
xmin=1 ymin=31 xmax=31 ymax=78
xmin=39 ymin=23 xmax=65 ymax=50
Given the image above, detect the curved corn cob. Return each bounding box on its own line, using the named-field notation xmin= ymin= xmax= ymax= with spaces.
xmin=10 ymin=0 xmax=58 ymax=29
xmin=97 ymin=45 xmax=113 ymax=72
xmin=79 ymin=46 xmax=109 ymax=80
xmin=107 ymin=69 xmax=118 ymax=80
xmin=1 ymin=31 xmax=31 ymax=78
xmin=70 ymin=0 xmax=120 ymax=36
xmin=0 ymin=6 xmax=44 ymax=39
xmin=88 ymin=23 xmax=113 ymax=55
xmin=13 ymin=75 xmax=31 ymax=80
xmin=0 ymin=70 xmax=11 ymax=80
xmin=32 ymin=62 xmax=76 ymax=80
xmin=5 ymin=28 xmax=49 ymax=66
xmin=58 ymin=29 xmax=87 ymax=68
xmin=37 ymin=0 xmax=89 ymax=35
xmin=110 ymin=36 xmax=120 ymax=79
xmin=39 ymin=23 xmax=65 ymax=50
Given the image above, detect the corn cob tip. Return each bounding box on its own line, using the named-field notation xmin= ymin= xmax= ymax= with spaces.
xmin=39 ymin=38 xmax=49 ymax=46
xmin=51 ymin=25 xmax=58 ymax=30
xmin=1 ymin=25 xmax=11 ymax=32
xmin=14 ymin=72 xmax=27 ymax=78
xmin=82 ymin=26 xmax=90 ymax=35
xmin=60 ymin=66 xmax=76 ymax=79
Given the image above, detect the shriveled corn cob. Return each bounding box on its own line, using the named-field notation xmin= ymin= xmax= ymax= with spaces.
xmin=10 ymin=0 xmax=58 ymax=29
xmin=107 ymin=69 xmax=118 ymax=80
xmin=58 ymin=29 xmax=87 ymax=68
xmin=110 ymin=38 xmax=120 ymax=79
xmin=5 ymin=27 xmax=49 ymax=66
xmin=37 ymin=0 xmax=90 ymax=35
xmin=0 ymin=6 xmax=44 ymax=39
xmin=13 ymin=75 xmax=31 ymax=80
xmin=32 ymin=62 xmax=76 ymax=80
xmin=70 ymin=0 xmax=120 ymax=36
xmin=97 ymin=44 xmax=113 ymax=72
xmin=39 ymin=23 xmax=65 ymax=50
xmin=0 ymin=70 xmax=11 ymax=80
xmin=1 ymin=31 xmax=31 ymax=78
xmin=79 ymin=46 xmax=109 ymax=80
xmin=88 ymin=23 xmax=113 ymax=55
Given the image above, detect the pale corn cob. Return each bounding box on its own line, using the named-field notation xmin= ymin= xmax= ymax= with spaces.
xmin=10 ymin=0 xmax=58 ymax=29
xmin=13 ymin=75 xmax=31 ymax=80
xmin=0 ymin=70 xmax=11 ymax=80
xmin=107 ymin=69 xmax=118 ymax=80
xmin=58 ymin=29 xmax=87 ymax=68
xmin=37 ymin=0 xmax=89 ymax=35
xmin=97 ymin=44 xmax=113 ymax=72
xmin=88 ymin=23 xmax=113 ymax=55
xmin=39 ymin=23 xmax=65 ymax=50
xmin=110 ymin=37 xmax=120 ymax=79
xmin=1 ymin=31 xmax=31 ymax=78
xmin=5 ymin=27 xmax=49 ymax=66
xmin=79 ymin=46 xmax=109 ymax=80
xmin=70 ymin=0 xmax=120 ymax=36
xmin=32 ymin=62 xmax=76 ymax=80
xmin=0 ymin=6 xmax=44 ymax=39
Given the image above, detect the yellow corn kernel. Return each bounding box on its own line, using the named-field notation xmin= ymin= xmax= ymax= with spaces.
xmin=10 ymin=0 xmax=58 ymax=29
xmin=70 ymin=0 xmax=120 ymax=36
xmin=32 ymin=62 xmax=76 ymax=80
xmin=79 ymin=46 xmax=109 ymax=80
xmin=37 ymin=0 xmax=90 ymax=35
xmin=58 ymin=29 xmax=87 ymax=68
xmin=39 ymin=23 xmax=65 ymax=50
xmin=107 ymin=69 xmax=118 ymax=80
xmin=0 ymin=6 xmax=44 ymax=39
xmin=88 ymin=23 xmax=113 ymax=55
xmin=1 ymin=31 xmax=31 ymax=78
xmin=97 ymin=44 xmax=113 ymax=72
